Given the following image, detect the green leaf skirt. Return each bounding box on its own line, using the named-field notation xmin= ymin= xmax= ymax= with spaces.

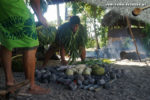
xmin=0 ymin=0 xmax=39 ymax=51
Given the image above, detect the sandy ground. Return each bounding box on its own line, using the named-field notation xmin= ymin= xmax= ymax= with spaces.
xmin=0 ymin=60 xmax=150 ymax=100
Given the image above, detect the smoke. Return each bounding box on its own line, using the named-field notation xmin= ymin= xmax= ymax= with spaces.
xmin=86 ymin=37 xmax=147 ymax=59
xmin=97 ymin=37 xmax=147 ymax=59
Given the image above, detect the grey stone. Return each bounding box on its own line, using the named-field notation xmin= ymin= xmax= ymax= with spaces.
xmin=69 ymin=82 xmax=77 ymax=91
xmin=98 ymin=79 xmax=106 ymax=85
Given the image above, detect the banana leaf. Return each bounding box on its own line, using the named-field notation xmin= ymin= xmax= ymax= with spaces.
xmin=56 ymin=23 xmax=87 ymax=63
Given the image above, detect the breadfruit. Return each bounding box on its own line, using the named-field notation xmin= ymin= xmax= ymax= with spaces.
xmin=92 ymin=65 xmax=105 ymax=75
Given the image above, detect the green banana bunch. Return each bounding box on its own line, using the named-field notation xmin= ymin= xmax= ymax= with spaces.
xmin=36 ymin=25 xmax=57 ymax=46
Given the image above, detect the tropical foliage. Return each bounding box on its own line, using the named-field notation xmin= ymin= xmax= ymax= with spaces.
xmin=56 ymin=23 xmax=87 ymax=63
xmin=99 ymin=26 xmax=108 ymax=47
xmin=67 ymin=2 xmax=108 ymax=49
xmin=36 ymin=25 xmax=57 ymax=46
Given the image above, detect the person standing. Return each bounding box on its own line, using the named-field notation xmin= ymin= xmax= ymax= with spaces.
xmin=0 ymin=0 xmax=49 ymax=94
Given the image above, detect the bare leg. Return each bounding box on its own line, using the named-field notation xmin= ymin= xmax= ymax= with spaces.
xmin=23 ymin=48 xmax=49 ymax=94
xmin=79 ymin=47 xmax=86 ymax=61
xmin=1 ymin=46 xmax=14 ymax=86
xmin=42 ymin=47 xmax=56 ymax=67
xmin=60 ymin=46 xmax=68 ymax=65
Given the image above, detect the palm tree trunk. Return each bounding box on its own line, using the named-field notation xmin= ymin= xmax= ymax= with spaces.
xmin=56 ymin=4 xmax=61 ymax=26
xmin=65 ymin=4 xmax=68 ymax=21
xmin=93 ymin=18 xmax=100 ymax=49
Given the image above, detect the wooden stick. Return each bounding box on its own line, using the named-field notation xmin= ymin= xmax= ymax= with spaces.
xmin=126 ymin=16 xmax=141 ymax=62
xmin=11 ymin=54 xmax=22 ymax=60
xmin=141 ymin=5 xmax=150 ymax=10
xmin=0 ymin=80 xmax=30 ymax=96
xmin=8 ymin=80 xmax=29 ymax=92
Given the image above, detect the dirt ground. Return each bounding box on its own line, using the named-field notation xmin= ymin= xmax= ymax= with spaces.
xmin=1 ymin=60 xmax=150 ymax=100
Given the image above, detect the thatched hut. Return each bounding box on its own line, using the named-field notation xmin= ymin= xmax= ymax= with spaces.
xmin=101 ymin=10 xmax=147 ymax=59
xmin=102 ymin=10 xmax=146 ymax=28
xmin=102 ymin=10 xmax=146 ymax=42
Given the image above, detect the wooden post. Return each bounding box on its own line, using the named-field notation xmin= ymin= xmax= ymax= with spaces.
xmin=56 ymin=4 xmax=61 ymax=27
xmin=126 ymin=16 xmax=141 ymax=62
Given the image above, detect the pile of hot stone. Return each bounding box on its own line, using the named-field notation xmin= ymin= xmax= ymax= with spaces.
xmin=35 ymin=63 xmax=124 ymax=91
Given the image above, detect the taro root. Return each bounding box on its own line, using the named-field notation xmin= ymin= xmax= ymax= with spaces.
xmin=83 ymin=67 xmax=92 ymax=75
xmin=66 ymin=69 xmax=74 ymax=76
xmin=74 ymin=64 xmax=86 ymax=74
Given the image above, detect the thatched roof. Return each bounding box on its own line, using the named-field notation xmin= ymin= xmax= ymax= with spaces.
xmin=102 ymin=10 xmax=146 ymax=27
xmin=45 ymin=0 xmax=150 ymax=24
xmin=46 ymin=0 xmax=79 ymax=5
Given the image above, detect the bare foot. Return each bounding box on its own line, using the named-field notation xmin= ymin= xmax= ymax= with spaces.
xmin=28 ymin=85 xmax=50 ymax=95
xmin=6 ymin=79 xmax=16 ymax=88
